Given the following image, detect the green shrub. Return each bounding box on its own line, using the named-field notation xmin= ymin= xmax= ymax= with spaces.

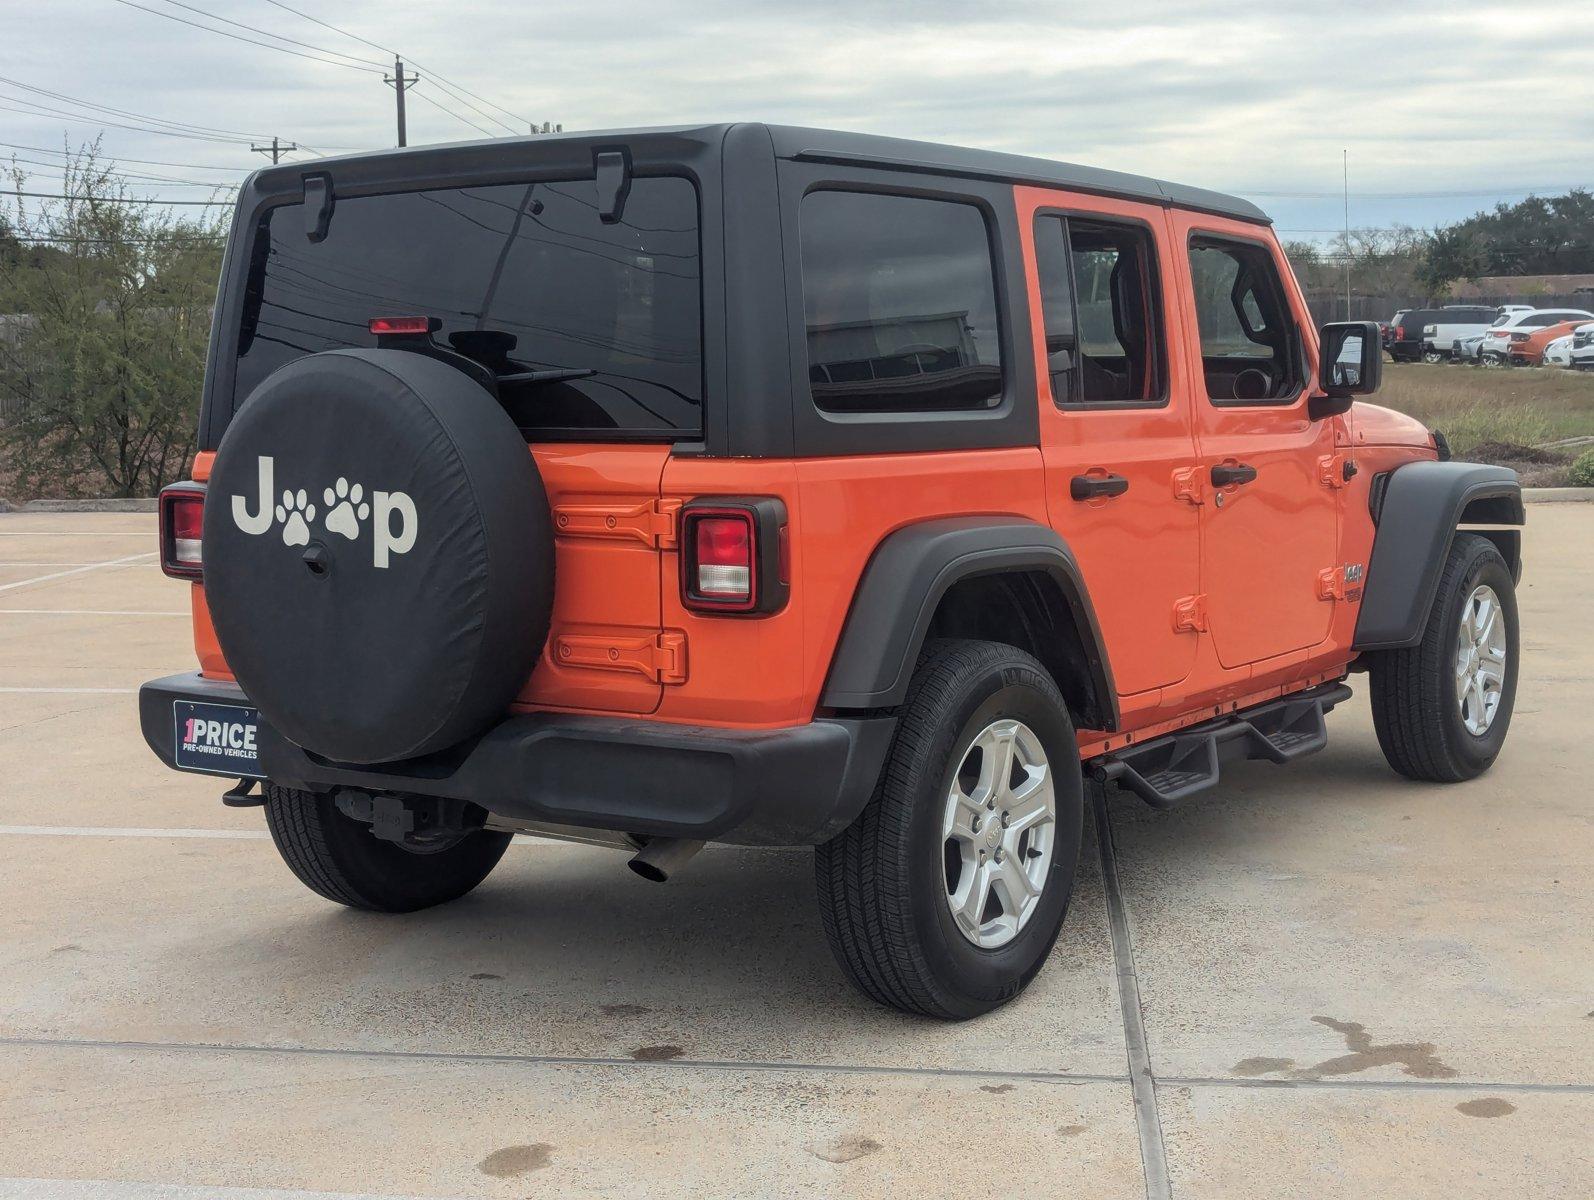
xmin=1570 ymin=448 xmax=1594 ymax=488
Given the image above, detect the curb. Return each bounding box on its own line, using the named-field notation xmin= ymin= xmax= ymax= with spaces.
xmin=18 ymin=498 xmax=158 ymax=513
xmin=1523 ymin=488 xmax=1594 ymax=504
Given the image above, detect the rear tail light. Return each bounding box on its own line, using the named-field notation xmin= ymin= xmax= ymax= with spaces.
xmin=1509 ymin=332 xmax=1530 ymax=343
xmin=159 ymin=482 xmax=206 ymax=580
xmin=680 ymin=499 xmax=789 ymax=615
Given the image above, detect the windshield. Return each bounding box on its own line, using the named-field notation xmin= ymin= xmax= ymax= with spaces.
xmin=232 ymin=176 xmax=703 ymax=440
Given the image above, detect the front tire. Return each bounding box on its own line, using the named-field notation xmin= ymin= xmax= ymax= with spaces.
xmin=264 ymin=785 xmax=512 ymax=912
xmin=815 ymin=640 xmax=1084 ymax=1020
xmin=1368 ymin=534 xmax=1519 ymax=782
xmin=1422 ymin=349 xmax=1446 ymax=365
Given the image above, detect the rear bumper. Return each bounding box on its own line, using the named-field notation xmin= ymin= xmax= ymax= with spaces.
xmin=139 ymin=672 xmax=894 ymax=846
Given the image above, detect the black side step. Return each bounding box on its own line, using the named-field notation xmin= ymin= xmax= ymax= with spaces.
xmin=1092 ymin=682 xmax=1352 ymax=809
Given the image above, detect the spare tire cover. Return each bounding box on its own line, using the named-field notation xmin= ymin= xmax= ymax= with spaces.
xmin=203 ymin=348 xmax=552 ymax=765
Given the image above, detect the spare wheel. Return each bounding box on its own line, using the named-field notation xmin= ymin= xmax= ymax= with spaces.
xmin=202 ymin=348 xmax=553 ymax=764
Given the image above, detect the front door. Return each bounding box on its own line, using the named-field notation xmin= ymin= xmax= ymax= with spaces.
xmin=1020 ymin=188 xmax=1202 ymax=698
xmin=1169 ymin=215 xmax=1339 ymax=669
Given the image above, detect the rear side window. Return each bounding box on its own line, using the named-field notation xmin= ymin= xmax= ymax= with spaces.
xmin=233 ymin=176 xmax=702 ymax=440
xmin=1034 ymin=217 xmax=1164 ymax=405
xmin=799 ymin=190 xmax=1003 ymax=413
xmin=1187 ymin=237 xmax=1302 ymax=404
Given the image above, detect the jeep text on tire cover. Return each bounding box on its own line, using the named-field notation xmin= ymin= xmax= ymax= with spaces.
xmin=138 ymin=125 xmax=1525 ymax=1020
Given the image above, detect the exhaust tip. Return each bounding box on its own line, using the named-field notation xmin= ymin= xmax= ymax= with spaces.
xmin=628 ymin=859 xmax=669 ymax=884
xmin=626 ymin=837 xmax=704 ymax=884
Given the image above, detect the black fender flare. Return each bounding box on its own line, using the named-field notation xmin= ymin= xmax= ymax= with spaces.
xmin=1354 ymin=460 xmax=1524 ymax=651
xmin=819 ymin=516 xmax=1118 ymax=728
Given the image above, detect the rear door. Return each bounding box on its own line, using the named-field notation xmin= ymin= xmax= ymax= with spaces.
xmin=1169 ymin=214 xmax=1339 ymax=669
xmin=226 ymin=172 xmax=706 ymax=714
xmin=1020 ymin=188 xmax=1202 ymax=697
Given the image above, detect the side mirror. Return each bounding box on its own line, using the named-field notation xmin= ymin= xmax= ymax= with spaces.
xmin=1312 ymin=320 xmax=1381 ymax=419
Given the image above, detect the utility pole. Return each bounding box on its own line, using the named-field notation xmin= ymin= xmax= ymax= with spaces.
xmin=384 ymin=57 xmax=417 ymax=147
xmin=1343 ymin=149 xmax=1352 ymax=320
xmin=250 ymin=136 xmax=297 ymax=165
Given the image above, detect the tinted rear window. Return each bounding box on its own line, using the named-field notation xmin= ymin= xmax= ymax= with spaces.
xmin=233 ymin=177 xmax=702 ymax=440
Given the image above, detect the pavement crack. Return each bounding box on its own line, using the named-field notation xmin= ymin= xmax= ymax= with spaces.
xmin=1093 ymin=781 xmax=1173 ymax=1200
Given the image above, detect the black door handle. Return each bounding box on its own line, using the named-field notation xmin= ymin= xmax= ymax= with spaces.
xmin=1071 ymin=473 xmax=1130 ymax=501
xmin=1210 ymin=463 xmax=1258 ymax=487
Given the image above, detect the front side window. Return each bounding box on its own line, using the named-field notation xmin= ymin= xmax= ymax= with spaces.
xmin=1188 ymin=237 xmax=1302 ymax=403
xmin=800 ymin=190 xmax=1003 ymax=413
xmin=1034 ymin=215 xmax=1165 ymax=405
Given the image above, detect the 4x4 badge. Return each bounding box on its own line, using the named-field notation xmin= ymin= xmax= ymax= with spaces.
xmin=231 ymin=455 xmax=418 ymax=568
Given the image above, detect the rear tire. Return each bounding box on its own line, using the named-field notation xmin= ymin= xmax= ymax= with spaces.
xmin=1422 ymin=349 xmax=1446 ymax=364
xmin=263 ymin=784 xmax=512 ymax=912
xmin=1368 ymin=534 xmax=1519 ymax=783
xmin=815 ymin=639 xmax=1084 ymax=1020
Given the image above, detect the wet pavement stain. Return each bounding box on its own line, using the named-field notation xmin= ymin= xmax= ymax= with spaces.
xmin=631 ymin=1044 xmax=684 ymax=1061
xmin=808 ymin=1135 xmax=881 ymax=1163
xmin=468 ymin=972 xmax=502 ymax=981
xmin=979 ymin=1083 xmax=1015 ymax=1094
xmin=1057 ymin=1124 xmax=1088 ymax=1138
xmin=478 ymin=1144 xmax=553 ymax=1176
xmin=600 ymin=1003 xmax=653 ymax=1017
xmin=1456 ymin=1098 xmax=1516 ymax=1119
xmin=1233 ymin=1017 xmax=1459 ymax=1081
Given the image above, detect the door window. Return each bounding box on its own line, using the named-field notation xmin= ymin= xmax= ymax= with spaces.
xmin=1033 ymin=215 xmax=1165 ymax=405
xmin=1188 ymin=237 xmax=1302 ymax=404
xmin=799 ymin=190 xmax=1003 ymax=414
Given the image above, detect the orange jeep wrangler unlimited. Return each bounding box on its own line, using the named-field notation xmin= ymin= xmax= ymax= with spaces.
xmin=141 ymin=125 xmax=1523 ymax=1019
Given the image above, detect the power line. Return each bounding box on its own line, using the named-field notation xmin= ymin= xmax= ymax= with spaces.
xmin=253 ymin=0 xmax=528 ymax=129
xmin=0 ymin=140 xmax=253 ymax=171
xmin=5 ymin=158 xmax=240 ymax=187
xmin=108 ymin=0 xmax=386 ymax=73
xmin=409 ymin=88 xmax=496 ymax=139
xmin=1247 ymin=184 xmax=1591 ymax=200
xmin=0 ymin=99 xmax=258 ymax=145
xmin=254 ymin=0 xmax=392 ymax=55
xmin=0 ymin=75 xmax=270 ymax=140
xmin=6 ymin=234 xmax=225 ymax=244
xmin=146 ymin=0 xmax=386 ymax=69
xmin=7 ymin=190 xmax=231 ymax=206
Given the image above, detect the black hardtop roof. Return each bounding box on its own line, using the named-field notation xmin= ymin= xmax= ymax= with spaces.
xmin=250 ymin=122 xmax=1270 ymax=226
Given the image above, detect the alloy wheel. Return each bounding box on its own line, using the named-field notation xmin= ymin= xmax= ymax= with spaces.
xmin=1456 ymin=584 xmax=1507 ymax=736
xmin=941 ymin=719 xmax=1056 ymax=948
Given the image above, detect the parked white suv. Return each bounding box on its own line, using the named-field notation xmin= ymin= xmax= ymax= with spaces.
xmin=1479 ymin=307 xmax=1594 ymax=366
xmin=1419 ymin=306 xmax=1504 ymax=362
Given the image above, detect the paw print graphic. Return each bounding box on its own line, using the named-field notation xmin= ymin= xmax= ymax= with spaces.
xmin=275 ymin=488 xmax=316 ymax=547
xmin=322 ymin=477 xmax=369 ymax=541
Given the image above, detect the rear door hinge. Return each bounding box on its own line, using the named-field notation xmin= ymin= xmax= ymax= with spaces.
xmin=1172 ymin=594 xmax=1209 ymax=632
xmin=1173 ymin=466 xmax=1206 ymax=505
xmin=1318 ymin=453 xmax=1358 ymax=489
xmin=553 ymin=497 xmax=682 ymax=549
xmin=553 ymin=629 xmax=688 ymax=685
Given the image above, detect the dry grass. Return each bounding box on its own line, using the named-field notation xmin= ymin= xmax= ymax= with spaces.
xmin=1372 ymin=362 xmax=1594 ymax=485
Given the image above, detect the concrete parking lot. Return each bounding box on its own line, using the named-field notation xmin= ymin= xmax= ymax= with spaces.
xmin=0 ymin=506 xmax=1589 ymax=1199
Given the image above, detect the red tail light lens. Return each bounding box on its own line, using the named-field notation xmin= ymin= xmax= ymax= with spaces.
xmin=159 ymin=482 xmax=206 ymax=580
xmin=695 ymin=515 xmax=752 ymax=600
xmin=368 ymin=315 xmax=438 ymax=335
xmin=680 ymin=499 xmax=789 ymax=615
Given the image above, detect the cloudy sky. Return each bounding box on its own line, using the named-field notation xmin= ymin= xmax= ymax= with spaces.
xmin=4 ymin=0 xmax=1590 ymax=241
